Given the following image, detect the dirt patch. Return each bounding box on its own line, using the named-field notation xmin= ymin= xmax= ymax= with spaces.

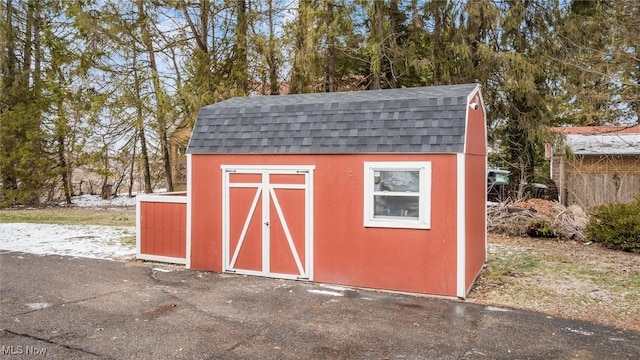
xmin=467 ymin=235 xmax=640 ymax=332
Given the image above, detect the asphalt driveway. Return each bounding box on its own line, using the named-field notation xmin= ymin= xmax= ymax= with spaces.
xmin=1 ymin=251 xmax=639 ymax=359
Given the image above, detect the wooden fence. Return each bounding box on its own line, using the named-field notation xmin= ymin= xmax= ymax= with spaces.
xmin=562 ymin=155 xmax=640 ymax=209
xmin=136 ymin=192 xmax=187 ymax=264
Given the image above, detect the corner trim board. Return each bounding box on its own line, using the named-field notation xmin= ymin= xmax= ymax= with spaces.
xmin=456 ymin=153 xmax=466 ymax=298
xmin=186 ymin=154 xmax=193 ymax=269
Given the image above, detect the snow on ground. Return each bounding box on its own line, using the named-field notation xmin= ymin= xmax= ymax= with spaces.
xmin=62 ymin=189 xmax=168 ymax=208
xmin=61 ymin=194 xmax=137 ymax=207
xmin=1 ymin=194 xmax=140 ymax=260
xmin=0 ymin=223 xmax=135 ymax=260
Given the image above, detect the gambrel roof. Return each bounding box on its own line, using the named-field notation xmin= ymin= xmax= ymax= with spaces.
xmin=187 ymin=83 xmax=480 ymax=154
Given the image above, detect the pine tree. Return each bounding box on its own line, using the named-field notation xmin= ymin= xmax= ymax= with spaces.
xmin=289 ymin=0 xmax=320 ymax=94
xmin=556 ymin=0 xmax=639 ymax=125
xmin=1 ymin=0 xmax=63 ymax=206
xmin=492 ymin=0 xmax=560 ymax=195
xmin=233 ymin=0 xmax=249 ymax=95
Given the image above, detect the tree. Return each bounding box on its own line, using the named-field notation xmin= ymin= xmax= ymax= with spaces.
xmin=323 ymin=0 xmax=337 ymax=92
xmin=289 ymin=0 xmax=320 ymax=94
xmin=556 ymin=0 xmax=639 ymax=125
xmin=137 ymin=0 xmax=174 ymax=191
xmin=492 ymin=0 xmax=560 ymax=195
xmin=233 ymin=0 xmax=249 ymax=95
xmin=1 ymin=0 xmax=83 ymax=206
xmin=176 ymin=0 xmax=238 ymax=116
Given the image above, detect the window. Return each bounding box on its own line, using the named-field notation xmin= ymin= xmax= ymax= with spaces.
xmin=364 ymin=161 xmax=431 ymax=229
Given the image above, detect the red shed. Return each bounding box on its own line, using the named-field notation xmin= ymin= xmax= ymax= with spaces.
xmin=184 ymin=84 xmax=486 ymax=298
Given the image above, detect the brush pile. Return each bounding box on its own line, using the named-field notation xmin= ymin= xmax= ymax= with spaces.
xmin=487 ymin=198 xmax=588 ymax=240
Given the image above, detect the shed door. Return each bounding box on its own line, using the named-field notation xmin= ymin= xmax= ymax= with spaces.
xmin=222 ymin=167 xmax=313 ymax=280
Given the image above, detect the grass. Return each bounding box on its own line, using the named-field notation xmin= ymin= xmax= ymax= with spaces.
xmin=120 ymin=235 xmax=137 ymax=246
xmin=469 ymin=235 xmax=640 ymax=331
xmin=484 ymin=252 xmax=542 ymax=283
xmin=0 ymin=207 xmax=136 ymax=227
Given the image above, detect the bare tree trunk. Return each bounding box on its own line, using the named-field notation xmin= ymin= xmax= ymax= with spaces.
xmin=23 ymin=1 xmax=33 ymax=84
xmin=32 ymin=0 xmax=41 ymax=95
xmin=57 ymin=135 xmax=72 ymax=204
xmin=138 ymin=128 xmax=152 ymax=193
xmin=387 ymin=0 xmax=401 ymax=88
xmin=235 ymin=0 xmax=248 ymax=94
xmin=324 ymin=0 xmax=337 ymax=92
xmin=112 ymin=158 xmax=129 ymax=196
xmin=411 ymin=0 xmax=421 ymax=29
xmin=137 ymin=0 xmax=173 ymax=192
xmin=267 ymin=0 xmax=279 ymax=95
xmin=370 ymin=1 xmax=383 ymax=90
xmin=132 ymin=49 xmax=152 ymax=193
xmin=199 ymin=0 xmax=209 ymax=52
xmin=100 ymin=145 xmax=110 ymax=200
xmin=128 ymin=133 xmax=137 ymax=197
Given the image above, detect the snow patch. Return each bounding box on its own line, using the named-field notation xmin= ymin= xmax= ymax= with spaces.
xmin=308 ymin=289 xmax=344 ymax=297
xmin=0 ymin=223 xmax=135 ymax=260
xmin=565 ymin=327 xmax=594 ymax=336
xmin=25 ymin=302 xmax=50 ymax=310
xmin=319 ymin=284 xmax=354 ymax=292
xmin=62 ymin=194 xmax=137 ymax=208
xmin=486 ymin=306 xmax=513 ymax=312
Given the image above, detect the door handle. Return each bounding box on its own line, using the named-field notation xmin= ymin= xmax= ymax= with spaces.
xmin=264 ymin=221 xmax=269 ymax=226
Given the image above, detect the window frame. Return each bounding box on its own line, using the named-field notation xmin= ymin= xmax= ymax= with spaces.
xmin=363 ymin=161 xmax=432 ymax=229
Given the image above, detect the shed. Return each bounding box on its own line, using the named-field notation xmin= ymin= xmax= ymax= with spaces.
xmin=160 ymin=84 xmax=487 ymax=298
xmin=549 ymin=125 xmax=640 ymax=209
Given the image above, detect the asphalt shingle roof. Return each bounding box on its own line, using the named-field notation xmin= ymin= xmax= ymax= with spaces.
xmin=565 ymin=134 xmax=640 ymax=155
xmin=187 ymin=83 xmax=480 ymax=154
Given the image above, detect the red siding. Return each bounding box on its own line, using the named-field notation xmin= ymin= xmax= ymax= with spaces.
xmin=465 ymin=154 xmax=487 ymax=292
xmin=269 ymin=187 xmax=307 ymax=275
xmin=463 ymin=91 xmax=488 ymax=294
xmin=190 ymin=155 xmax=221 ymax=271
xmin=465 ymin=91 xmax=487 ymax=156
xmin=140 ymin=201 xmax=186 ymax=258
xmin=190 ymin=153 xmax=462 ymax=297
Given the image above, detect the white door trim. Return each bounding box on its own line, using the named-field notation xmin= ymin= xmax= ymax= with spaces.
xmin=221 ymin=165 xmax=316 ymax=172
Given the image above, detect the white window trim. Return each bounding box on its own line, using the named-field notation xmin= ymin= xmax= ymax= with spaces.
xmin=363 ymin=161 xmax=432 ymax=229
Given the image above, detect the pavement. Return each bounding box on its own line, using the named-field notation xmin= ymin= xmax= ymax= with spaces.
xmin=1 ymin=251 xmax=639 ymax=360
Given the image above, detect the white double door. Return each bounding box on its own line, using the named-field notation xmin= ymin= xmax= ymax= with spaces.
xmin=222 ymin=166 xmax=313 ymax=280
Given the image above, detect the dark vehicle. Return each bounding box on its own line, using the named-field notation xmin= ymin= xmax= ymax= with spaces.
xmin=487 ymin=168 xmax=559 ymax=202
xmin=487 ymin=168 xmax=510 ymax=202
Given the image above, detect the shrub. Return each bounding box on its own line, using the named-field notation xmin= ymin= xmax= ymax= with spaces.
xmin=527 ymin=220 xmax=556 ymax=238
xmin=585 ymin=197 xmax=640 ymax=253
